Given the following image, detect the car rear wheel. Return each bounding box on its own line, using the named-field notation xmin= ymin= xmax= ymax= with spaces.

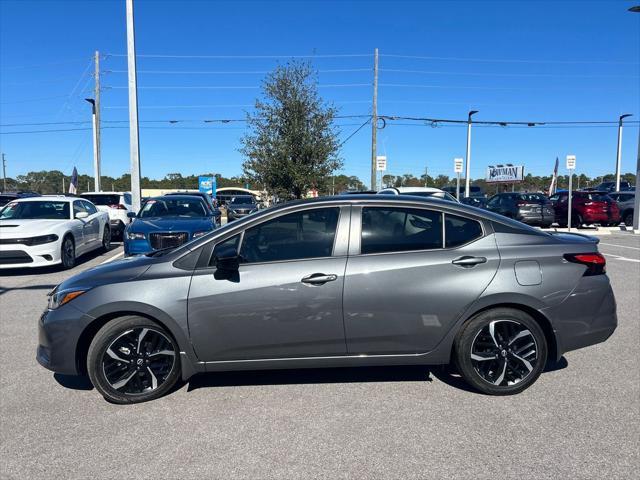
xmin=454 ymin=308 xmax=547 ymax=395
xmin=101 ymin=226 xmax=111 ymax=251
xmin=60 ymin=236 xmax=75 ymax=269
xmin=87 ymin=316 xmax=181 ymax=404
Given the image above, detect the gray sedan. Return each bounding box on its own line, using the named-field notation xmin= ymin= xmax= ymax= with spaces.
xmin=37 ymin=195 xmax=616 ymax=403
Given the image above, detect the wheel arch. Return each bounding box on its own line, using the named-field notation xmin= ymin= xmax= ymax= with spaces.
xmin=75 ymin=305 xmax=197 ymax=377
xmin=453 ymin=302 xmax=558 ymax=364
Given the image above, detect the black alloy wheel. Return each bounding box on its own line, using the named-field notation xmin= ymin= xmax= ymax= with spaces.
xmin=454 ymin=308 xmax=547 ymax=395
xmin=61 ymin=236 xmax=76 ymax=269
xmin=87 ymin=316 xmax=181 ymax=403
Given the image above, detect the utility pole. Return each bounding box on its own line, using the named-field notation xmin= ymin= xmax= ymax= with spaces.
xmin=615 ymin=114 xmax=632 ymax=191
xmin=370 ymin=48 xmax=379 ymax=191
xmin=126 ymin=0 xmax=142 ymax=211
xmin=62 ymin=176 xmax=65 ymax=194
xmin=94 ymin=51 xmax=102 ymax=191
xmin=424 ymin=165 xmax=428 ymax=187
xmin=1 ymin=153 xmax=6 ymax=192
xmin=464 ymin=110 xmax=479 ymax=198
xmin=85 ymin=98 xmax=100 ymax=192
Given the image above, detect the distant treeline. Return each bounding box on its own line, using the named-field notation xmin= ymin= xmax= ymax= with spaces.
xmin=3 ymin=169 xmax=636 ymax=195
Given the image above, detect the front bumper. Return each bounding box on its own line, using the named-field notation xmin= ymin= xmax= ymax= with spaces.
xmin=123 ymin=237 xmax=153 ymax=256
xmin=37 ymin=303 xmax=93 ymax=375
xmin=0 ymin=242 xmax=62 ymax=269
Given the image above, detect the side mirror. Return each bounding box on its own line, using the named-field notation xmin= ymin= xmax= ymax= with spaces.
xmin=75 ymin=211 xmax=89 ymax=219
xmin=127 ymin=211 xmax=137 ymax=219
xmin=215 ymin=246 xmax=240 ymax=271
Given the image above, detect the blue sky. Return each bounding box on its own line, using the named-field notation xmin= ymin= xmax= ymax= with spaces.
xmin=1 ymin=0 xmax=639 ymax=186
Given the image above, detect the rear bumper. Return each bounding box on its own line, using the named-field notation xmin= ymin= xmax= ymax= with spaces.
xmin=543 ymin=275 xmax=617 ymax=359
xmin=109 ymin=219 xmax=126 ymax=236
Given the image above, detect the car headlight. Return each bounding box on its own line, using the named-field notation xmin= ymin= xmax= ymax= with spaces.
xmin=192 ymin=231 xmax=209 ymax=238
xmin=127 ymin=231 xmax=145 ymax=240
xmin=28 ymin=234 xmax=59 ymax=246
xmin=48 ymin=288 xmax=88 ymax=310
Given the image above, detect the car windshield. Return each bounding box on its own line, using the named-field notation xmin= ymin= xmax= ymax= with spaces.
xmin=230 ymin=196 xmax=255 ymax=205
xmin=0 ymin=201 xmax=70 ymax=220
xmin=80 ymin=194 xmax=120 ymax=206
xmin=138 ymin=198 xmax=207 ymax=218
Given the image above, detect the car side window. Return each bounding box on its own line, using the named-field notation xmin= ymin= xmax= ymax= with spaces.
xmin=549 ymin=194 xmax=559 ymax=202
xmin=83 ymin=201 xmax=98 ymax=215
xmin=445 ymin=214 xmax=483 ymax=248
xmin=487 ymin=196 xmax=499 ymax=207
xmin=239 ymin=208 xmax=340 ymax=263
xmin=73 ymin=201 xmax=87 ymax=217
xmin=209 ymin=234 xmax=241 ymax=266
xmin=361 ymin=207 xmax=442 ymax=255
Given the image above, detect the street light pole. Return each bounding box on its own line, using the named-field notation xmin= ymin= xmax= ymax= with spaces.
xmin=2 ymin=153 xmax=6 ymax=193
xmin=464 ymin=110 xmax=479 ymax=198
xmin=84 ymin=98 xmax=101 ymax=192
xmin=615 ymin=114 xmax=632 ymax=191
xmin=126 ymin=0 xmax=142 ymax=212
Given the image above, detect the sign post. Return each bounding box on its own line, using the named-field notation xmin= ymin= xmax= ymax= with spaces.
xmin=454 ymin=158 xmax=463 ymax=199
xmin=376 ymin=155 xmax=387 ymax=191
xmin=566 ymin=155 xmax=576 ymax=231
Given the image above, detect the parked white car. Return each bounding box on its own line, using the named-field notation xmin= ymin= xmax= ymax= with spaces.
xmin=377 ymin=186 xmax=459 ymax=202
xmin=0 ymin=196 xmax=110 ymax=269
xmin=79 ymin=191 xmax=133 ymax=239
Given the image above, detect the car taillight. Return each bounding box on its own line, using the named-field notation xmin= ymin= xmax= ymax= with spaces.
xmin=109 ymin=204 xmax=128 ymax=210
xmin=563 ymin=252 xmax=606 ymax=276
xmin=584 ymin=202 xmax=593 ymax=206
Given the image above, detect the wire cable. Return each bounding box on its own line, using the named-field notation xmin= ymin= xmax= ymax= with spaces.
xmin=380 ymin=53 xmax=639 ymax=65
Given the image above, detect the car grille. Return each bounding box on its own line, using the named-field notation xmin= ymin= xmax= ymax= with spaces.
xmin=0 ymin=250 xmax=33 ymax=264
xmin=149 ymin=232 xmax=188 ymax=250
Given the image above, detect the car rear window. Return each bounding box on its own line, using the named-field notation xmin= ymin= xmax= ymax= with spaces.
xmin=361 ymin=207 xmax=443 ymax=254
xmin=576 ymin=193 xmax=609 ymax=201
xmin=517 ymin=194 xmax=548 ymax=203
xmin=81 ymin=194 xmax=120 ymax=206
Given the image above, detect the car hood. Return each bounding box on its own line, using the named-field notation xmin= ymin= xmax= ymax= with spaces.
xmin=227 ymin=204 xmax=256 ymax=210
xmin=0 ymin=219 xmax=68 ymax=237
xmin=128 ymin=216 xmax=212 ymax=233
xmin=55 ymin=254 xmax=155 ymax=293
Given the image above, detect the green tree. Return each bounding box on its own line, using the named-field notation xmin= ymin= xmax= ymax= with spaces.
xmin=240 ymin=61 xmax=342 ymax=199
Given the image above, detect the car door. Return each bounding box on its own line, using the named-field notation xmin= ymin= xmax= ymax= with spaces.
xmin=342 ymin=205 xmax=499 ymax=355
xmin=71 ymin=200 xmax=89 ymax=252
xmin=81 ymin=200 xmax=101 ymax=247
xmin=187 ymin=206 xmax=350 ymax=361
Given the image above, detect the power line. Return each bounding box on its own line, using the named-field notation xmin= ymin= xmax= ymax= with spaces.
xmin=379 ymin=68 xmax=639 ymax=79
xmin=339 ymin=117 xmax=372 ymax=147
xmin=106 ymin=83 xmax=370 ymax=90
xmin=378 ymin=83 xmax=632 ymax=91
xmin=380 ymin=53 xmax=639 ymax=65
xmin=105 ymin=68 xmax=371 ymax=74
xmin=0 ymin=95 xmax=75 ymax=105
xmin=106 ymin=53 xmax=373 ymax=59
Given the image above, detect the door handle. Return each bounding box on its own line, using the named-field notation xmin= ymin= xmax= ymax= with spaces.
xmin=452 ymin=256 xmax=487 ymax=267
xmin=301 ymin=273 xmax=338 ymax=285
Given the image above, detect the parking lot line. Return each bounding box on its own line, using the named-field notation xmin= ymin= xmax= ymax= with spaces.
xmin=599 ymin=242 xmax=640 ymax=251
xmin=100 ymin=251 xmax=124 ymax=265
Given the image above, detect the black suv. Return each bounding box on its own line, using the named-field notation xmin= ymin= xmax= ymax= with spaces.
xmin=0 ymin=191 xmax=39 ymax=207
xmin=594 ymin=181 xmax=630 ymax=193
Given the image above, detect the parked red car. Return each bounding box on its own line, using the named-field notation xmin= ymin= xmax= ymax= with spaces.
xmin=549 ymin=191 xmax=620 ymax=227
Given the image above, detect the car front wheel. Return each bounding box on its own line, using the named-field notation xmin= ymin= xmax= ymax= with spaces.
xmin=60 ymin=236 xmax=76 ymax=269
xmin=101 ymin=226 xmax=111 ymax=251
xmin=454 ymin=308 xmax=547 ymax=395
xmin=87 ymin=316 xmax=181 ymax=404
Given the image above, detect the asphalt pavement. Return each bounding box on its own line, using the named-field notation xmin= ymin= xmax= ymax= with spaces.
xmin=0 ymin=235 xmax=638 ymax=479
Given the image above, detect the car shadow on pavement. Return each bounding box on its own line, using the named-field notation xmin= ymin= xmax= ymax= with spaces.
xmin=186 ymin=357 xmax=569 ymax=395
xmin=54 ymin=373 xmax=94 ymax=391
xmin=0 ymin=283 xmax=58 ymax=296
xmin=0 ymin=243 xmax=122 ymax=278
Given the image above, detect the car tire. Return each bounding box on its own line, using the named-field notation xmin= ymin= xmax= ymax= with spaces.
xmin=87 ymin=316 xmax=181 ymax=404
xmin=60 ymin=235 xmax=76 ymax=269
xmin=572 ymin=214 xmax=584 ymax=229
xmin=101 ymin=226 xmax=111 ymax=252
xmin=454 ymin=308 xmax=548 ymax=395
xmin=623 ymin=212 xmax=633 ymax=226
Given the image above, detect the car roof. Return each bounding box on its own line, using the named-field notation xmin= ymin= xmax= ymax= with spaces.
xmin=81 ymin=191 xmax=128 ymax=195
xmin=380 ymin=187 xmax=444 ymax=193
xmin=9 ymin=196 xmax=74 ymax=203
xmin=147 ymin=195 xmax=206 ymax=201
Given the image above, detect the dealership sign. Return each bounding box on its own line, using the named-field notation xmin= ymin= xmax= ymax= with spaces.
xmin=198 ymin=176 xmax=217 ymax=195
xmin=485 ymin=165 xmax=525 ymax=183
